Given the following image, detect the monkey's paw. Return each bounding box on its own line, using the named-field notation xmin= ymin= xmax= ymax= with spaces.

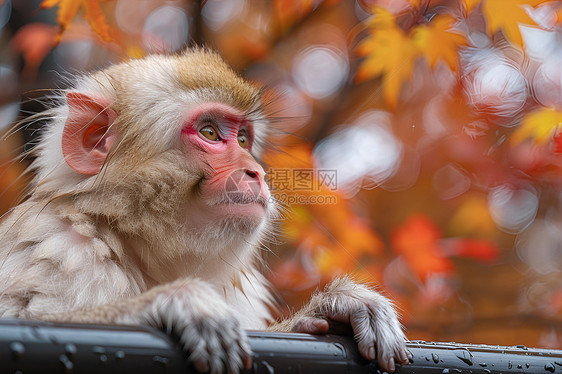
xmin=140 ymin=280 xmax=252 ymax=374
xmin=294 ymin=277 xmax=411 ymax=373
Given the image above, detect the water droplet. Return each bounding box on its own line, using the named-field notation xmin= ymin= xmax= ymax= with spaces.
xmin=153 ymin=356 xmax=168 ymax=366
xmin=484 ymin=370 xmax=491 ymax=374
xmin=426 ymin=356 xmax=431 ymax=361
xmin=115 ymin=350 xmax=125 ymax=360
xmin=59 ymin=354 xmax=74 ymax=372
xmin=99 ymin=354 xmax=107 ymax=363
xmin=527 ymin=363 xmax=531 ymax=368
xmin=516 ymin=345 xmax=528 ymax=350
xmin=92 ymin=346 xmax=105 ymax=354
xmin=545 ymin=363 xmax=555 ymax=372
xmin=262 ymin=361 xmax=275 ymax=374
xmin=442 ymin=369 xmax=449 ymax=374
xmin=518 ymin=364 xmax=523 ymax=369
xmin=65 ymin=343 xmax=77 ymax=356
xmin=479 ymin=363 xmax=488 ymax=367
xmin=10 ymin=342 xmax=25 ymax=360
xmin=432 ymin=353 xmax=440 ymax=364
xmin=509 ymin=361 xmax=513 ymax=369
xmin=454 ymin=349 xmax=474 ymax=366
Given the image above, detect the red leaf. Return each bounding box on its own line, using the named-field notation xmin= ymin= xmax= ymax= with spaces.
xmin=391 ymin=214 xmax=454 ymax=282
xmin=449 ymin=239 xmax=499 ymax=262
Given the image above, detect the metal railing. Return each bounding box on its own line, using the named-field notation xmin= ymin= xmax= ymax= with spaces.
xmin=0 ymin=319 xmax=560 ymax=373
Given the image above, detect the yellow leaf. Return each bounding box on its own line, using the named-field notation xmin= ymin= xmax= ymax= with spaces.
xmin=356 ymin=7 xmax=418 ymax=108
xmin=411 ymin=14 xmax=467 ymax=72
xmin=126 ymin=45 xmax=146 ymax=59
xmin=40 ymin=0 xmax=112 ymax=42
xmin=482 ymin=0 xmax=550 ymax=48
xmin=408 ymin=0 xmax=420 ymax=8
xmin=449 ymin=195 xmax=496 ymax=237
xmin=462 ymin=0 xmax=482 ymax=13
xmin=511 ymin=107 xmax=562 ymax=145
xmin=83 ymin=0 xmax=112 ymax=42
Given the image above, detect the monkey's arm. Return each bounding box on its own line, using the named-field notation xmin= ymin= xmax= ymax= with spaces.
xmin=21 ymin=277 xmax=252 ymax=374
xmin=269 ymin=276 xmax=410 ymax=373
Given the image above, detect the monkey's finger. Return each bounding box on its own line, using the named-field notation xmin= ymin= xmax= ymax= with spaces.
xmin=349 ymin=307 xmax=377 ymax=361
xmin=292 ymin=317 xmax=329 ymax=334
xmin=398 ymin=347 xmax=411 ymax=364
xmin=379 ymin=356 xmax=396 ymax=373
xmin=243 ymin=353 xmax=252 ymax=369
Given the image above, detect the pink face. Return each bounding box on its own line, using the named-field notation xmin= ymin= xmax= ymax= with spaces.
xmin=181 ymin=102 xmax=270 ymax=226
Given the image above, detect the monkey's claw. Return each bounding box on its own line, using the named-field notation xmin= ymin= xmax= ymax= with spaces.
xmin=181 ymin=314 xmax=252 ymax=374
xmin=309 ymin=277 xmax=410 ymax=373
xmin=140 ymin=280 xmax=252 ymax=374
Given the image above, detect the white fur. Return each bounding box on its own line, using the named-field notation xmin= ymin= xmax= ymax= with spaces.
xmin=0 ymin=51 xmax=408 ymax=374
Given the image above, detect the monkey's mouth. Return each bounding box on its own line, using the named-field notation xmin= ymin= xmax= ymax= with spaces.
xmin=208 ymin=193 xmax=269 ymax=221
xmin=223 ymin=194 xmax=268 ymax=208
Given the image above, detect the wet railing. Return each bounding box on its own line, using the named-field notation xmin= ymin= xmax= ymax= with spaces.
xmin=0 ymin=319 xmax=561 ymax=373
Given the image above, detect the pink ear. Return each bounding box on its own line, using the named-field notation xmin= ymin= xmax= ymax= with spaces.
xmin=62 ymin=92 xmax=117 ymax=175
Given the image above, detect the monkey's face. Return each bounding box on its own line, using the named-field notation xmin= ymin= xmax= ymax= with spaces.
xmin=181 ymin=102 xmax=270 ymax=230
xmin=50 ymin=51 xmax=273 ymax=255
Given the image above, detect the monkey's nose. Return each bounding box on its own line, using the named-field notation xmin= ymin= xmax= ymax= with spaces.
xmin=245 ymin=169 xmax=259 ymax=179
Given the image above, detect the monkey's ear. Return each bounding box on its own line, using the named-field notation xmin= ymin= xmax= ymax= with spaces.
xmin=62 ymin=92 xmax=117 ymax=175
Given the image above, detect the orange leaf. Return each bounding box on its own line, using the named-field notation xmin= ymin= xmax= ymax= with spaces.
xmin=83 ymin=0 xmax=112 ymax=42
xmin=356 ymin=7 xmax=418 ymax=108
xmin=411 ymin=14 xmax=467 ymax=72
xmin=11 ymin=23 xmax=58 ymax=79
xmin=391 ymin=214 xmax=454 ymax=281
xmin=40 ymin=0 xmax=112 ymax=42
xmin=462 ymin=0 xmax=482 ymax=13
xmin=511 ymin=107 xmax=562 ymax=146
xmin=482 ymin=0 xmax=550 ymax=48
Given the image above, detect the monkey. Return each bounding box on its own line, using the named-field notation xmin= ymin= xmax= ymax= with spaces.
xmin=0 ymin=49 xmax=410 ymax=374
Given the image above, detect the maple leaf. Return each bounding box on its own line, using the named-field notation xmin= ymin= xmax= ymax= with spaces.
xmin=481 ymin=0 xmax=551 ymax=48
xmin=356 ymin=7 xmax=418 ymax=108
xmin=450 ymin=239 xmax=498 ymax=262
xmin=391 ymin=214 xmax=454 ymax=281
xmin=449 ymin=195 xmax=496 ymax=237
xmin=411 ymin=14 xmax=467 ymax=72
xmin=554 ymin=133 xmax=562 ymax=154
xmin=40 ymin=0 xmax=112 ymax=43
xmin=462 ymin=0 xmax=482 ymax=13
xmin=511 ymin=107 xmax=562 ymax=146
xmin=265 ymin=143 xmax=384 ymax=280
xmin=11 ymin=23 xmax=58 ymax=79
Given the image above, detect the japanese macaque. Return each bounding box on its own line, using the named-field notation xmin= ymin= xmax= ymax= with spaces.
xmin=0 ymin=49 xmax=410 ymax=373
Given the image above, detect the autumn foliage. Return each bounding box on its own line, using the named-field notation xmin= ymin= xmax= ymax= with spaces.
xmin=3 ymin=0 xmax=562 ymax=347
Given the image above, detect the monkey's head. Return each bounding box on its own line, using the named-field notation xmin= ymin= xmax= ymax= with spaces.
xmin=34 ymin=50 xmax=274 ymax=267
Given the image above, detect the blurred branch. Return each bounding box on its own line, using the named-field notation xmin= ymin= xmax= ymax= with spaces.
xmin=190 ymin=0 xmax=204 ymax=47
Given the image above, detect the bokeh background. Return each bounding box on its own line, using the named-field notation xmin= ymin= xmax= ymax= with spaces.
xmin=0 ymin=0 xmax=561 ymax=348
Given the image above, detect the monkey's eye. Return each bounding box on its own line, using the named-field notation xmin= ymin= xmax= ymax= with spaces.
xmin=200 ymin=125 xmax=220 ymax=141
xmin=237 ymin=130 xmax=249 ymax=149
